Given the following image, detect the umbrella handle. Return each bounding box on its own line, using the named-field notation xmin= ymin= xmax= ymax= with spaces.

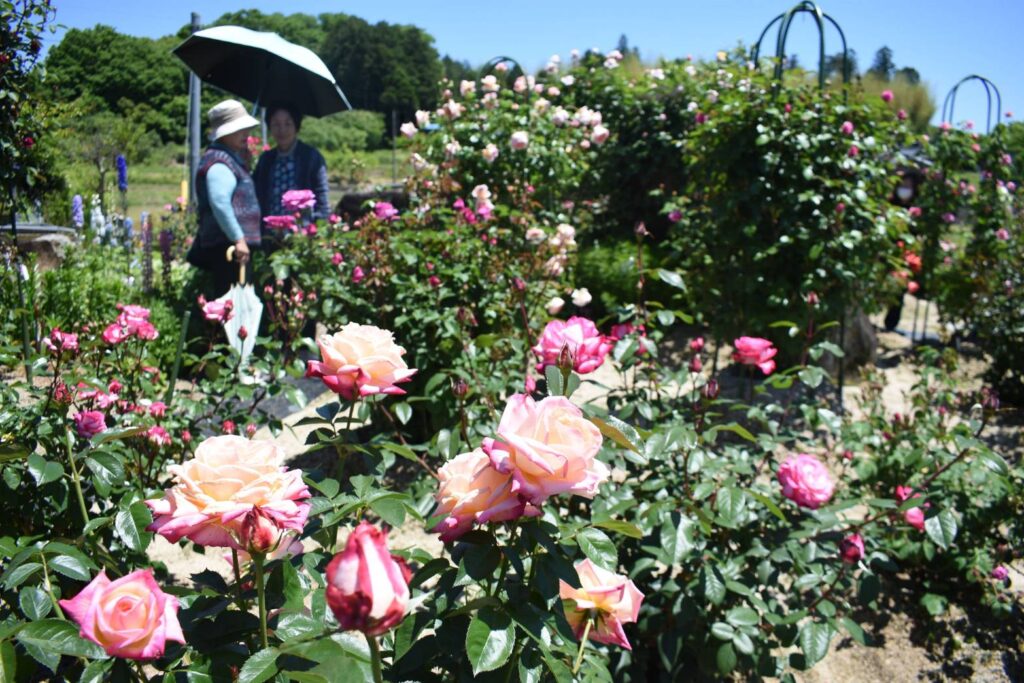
xmin=225 ymin=246 xmax=247 ymax=284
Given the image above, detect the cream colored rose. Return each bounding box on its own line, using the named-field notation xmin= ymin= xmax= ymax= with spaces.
xmin=305 ymin=323 xmax=417 ymax=400
xmin=146 ymin=435 xmax=310 ymax=549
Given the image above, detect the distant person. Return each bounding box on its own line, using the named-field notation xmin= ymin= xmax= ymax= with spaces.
xmin=253 ymin=103 xmax=330 ymax=225
xmin=188 ymin=99 xmax=262 ymax=298
xmin=884 ymin=167 xmax=926 ymax=331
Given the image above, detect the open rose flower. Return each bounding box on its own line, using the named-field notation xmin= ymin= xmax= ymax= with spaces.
xmin=59 ymin=569 xmax=184 ymax=660
xmin=373 ymin=201 xmax=399 ymax=221
xmin=432 ymin=448 xmax=539 ymax=543
xmin=197 ymin=295 xmax=233 ymax=323
xmin=306 ymin=323 xmax=417 ymax=400
xmin=483 ymin=394 xmax=608 ymax=505
xmin=510 ymin=130 xmax=529 ymax=150
xmin=74 ymin=410 xmax=107 ymax=439
xmin=42 ymin=327 xmax=78 ymax=356
xmin=733 ymin=336 xmax=777 ymax=375
xmin=560 ymin=558 xmax=644 ymax=650
xmin=326 ymin=522 xmax=411 ymax=635
xmin=532 ymin=317 xmax=613 ymax=375
xmin=281 ymin=189 xmax=316 ymax=212
xmin=264 ymin=215 xmax=297 ymax=231
xmin=777 ymin=453 xmax=834 ymax=509
xmin=146 ymin=435 xmax=310 ymax=550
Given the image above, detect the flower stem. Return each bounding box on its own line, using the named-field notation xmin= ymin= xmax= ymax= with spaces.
xmin=65 ymin=431 xmax=90 ymax=530
xmin=573 ymin=618 xmax=594 ymax=674
xmin=253 ymin=552 xmax=268 ymax=649
xmin=366 ymin=633 xmax=384 ymax=683
xmin=230 ymin=549 xmax=246 ymax=612
xmin=39 ymin=553 xmax=66 ymax=619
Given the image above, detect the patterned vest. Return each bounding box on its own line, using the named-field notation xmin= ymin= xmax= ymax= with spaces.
xmin=196 ymin=144 xmax=261 ymax=246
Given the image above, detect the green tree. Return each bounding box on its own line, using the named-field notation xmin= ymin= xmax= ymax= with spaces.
xmin=57 ymin=112 xmax=157 ymax=208
xmin=824 ymin=48 xmax=858 ymax=81
xmin=867 ymin=46 xmax=895 ymax=81
xmin=44 ymin=25 xmax=188 ymax=143
xmin=895 ymin=66 xmax=920 ymax=85
xmin=441 ymin=54 xmax=475 ymax=85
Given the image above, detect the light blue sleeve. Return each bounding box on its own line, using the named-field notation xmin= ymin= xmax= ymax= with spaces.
xmin=206 ymin=164 xmax=244 ymax=242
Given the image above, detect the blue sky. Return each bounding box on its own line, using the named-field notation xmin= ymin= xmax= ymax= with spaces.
xmin=45 ymin=0 xmax=1021 ymax=127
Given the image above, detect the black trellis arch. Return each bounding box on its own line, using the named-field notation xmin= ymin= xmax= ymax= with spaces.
xmin=941 ymin=75 xmax=1002 ymax=134
xmin=479 ymin=56 xmax=530 ymax=95
xmin=752 ymin=1 xmax=851 ymax=91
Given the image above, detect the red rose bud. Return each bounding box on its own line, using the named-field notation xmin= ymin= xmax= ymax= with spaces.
xmin=806 ymin=291 xmax=820 ymax=306
xmin=238 ymin=326 xmax=248 ymax=340
xmin=326 ymin=522 xmax=411 ymax=636
xmin=181 ymin=429 xmax=192 ymax=444
xmin=843 ymin=450 xmax=854 ymax=461
xmin=689 ymin=356 xmax=703 ymax=373
xmin=222 ymin=420 xmax=236 ymax=435
xmin=703 ymin=379 xmax=720 ymax=400
xmin=839 ymin=533 xmax=865 ymax=564
xmin=451 ymin=377 xmax=469 ymax=399
xmin=512 ymin=277 xmax=527 ymax=292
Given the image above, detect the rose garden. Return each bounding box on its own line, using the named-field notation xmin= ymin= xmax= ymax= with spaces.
xmin=1 ymin=1 xmax=1023 ymax=682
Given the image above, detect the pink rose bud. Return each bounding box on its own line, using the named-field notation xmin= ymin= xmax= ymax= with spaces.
xmin=149 ymin=401 xmax=167 ymax=418
xmin=733 ymin=336 xmax=778 ymax=375
xmin=238 ymin=326 xmax=248 ymax=340
xmin=332 ymin=252 xmax=344 ymax=266
xmin=326 ymin=522 xmax=411 ymax=635
xmin=689 ymin=336 xmax=705 ymax=352
xmin=847 ymin=145 xmax=859 ymax=157
xmin=428 ymin=275 xmax=442 ymax=288
xmin=991 ymin=565 xmax=1009 ymax=582
xmin=352 ymin=266 xmax=366 ymax=283
xmin=560 ymin=558 xmax=644 ymax=651
xmin=835 ymin=202 xmax=846 ymax=214
xmin=897 ymin=109 xmax=907 ymax=120
xmin=839 ymin=533 xmax=865 ymax=563
xmin=181 ymin=429 xmax=192 ymax=444
xmin=245 ymin=423 xmax=257 ymax=438
xmin=806 ymin=291 xmax=820 ymax=306
xmin=881 ymin=90 xmax=894 ymax=102
xmin=73 ymin=411 xmax=107 ymax=439
xmin=784 ymin=103 xmax=792 ymax=113
xmin=557 ymin=343 xmax=576 ymax=372
xmin=840 ymin=120 xmax=854 ymax=135
xmin=533 ymin=317 xmax=613 ymax=375
xmin=908 ymin=206 xmax=922 ymax=218
xmin=146 ymin=426 xmax=171 ymax=447
xmin=777 ymin=453 xmax=835 ymax=509
xmin=843 ymin=449 xmax=854 ymax=461
xmin=689 ymin=356 xmax=703 ymax=373
xmin=241 ymin=506 xmax=281 ymax=554
xmin=222 ymin=420 xmax=236 ymax=435
xmin=703 ymin=379 xmax=720 ymax=400
xmin=108 ymin=379 xmax=123 ymax=394
xmin=59 ymin=569 xmax=184 ymax=660
xmin=667 ymin=210 xmax=683 ymax=223
xmin=907 ymin=281 xmax=920 ymax=294
xmin=635 ymin=222 xmax=650 ymax=237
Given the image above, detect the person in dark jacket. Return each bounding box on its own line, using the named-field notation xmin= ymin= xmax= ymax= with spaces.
xmin=253 ymin=103 xmax=330 ymax=224
xmin=192 ymin=99 xmax=262 ymax=298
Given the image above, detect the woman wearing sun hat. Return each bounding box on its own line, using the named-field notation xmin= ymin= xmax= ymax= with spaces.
xmin=189 ymin=99 xmax=263 ymax=297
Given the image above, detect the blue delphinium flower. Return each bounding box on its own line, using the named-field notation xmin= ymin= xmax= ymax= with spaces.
xmin=71 ymin=194 xmax=84 ymax=228
xmin=116 ymin=154 xmax=128 ymax=192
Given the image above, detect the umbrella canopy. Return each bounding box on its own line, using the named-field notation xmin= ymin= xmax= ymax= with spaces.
xmin=174 ymin=25 xmax=351 ymax=117
xmin=216 ymin=248 xmax=263 ymax=369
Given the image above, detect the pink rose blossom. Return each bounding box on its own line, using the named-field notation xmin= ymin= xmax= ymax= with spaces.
xmin=42 ymin=328 xmax=78 ymax=355
xmin=73 ymin=411 xmax=106 ymax=439
xmin=991 ymin=565 xmax=1009 ymax=582
xmin=897 ymin=109 xmax=908 ymax=120
xmin=306 ymin=323 xmax=417 ymax=401
xmin=482 ymin=143 xmax=499 ymax=163
xmin=399 ymin=121 xmax=417 ymax=138
xmin=881 ymin=90 xmax=894 ymax=102
xmin=59 ymin=569 xmax=184 ymax=660
xmin=146 ymin=435 xmax=311 ymax=550
xmin=895 ymin=485 xmax=926 ymax=531
xmin=510 ymin=131 xmax=529 ymax=151
xmin=591 ymin=124 xmax=610 ymax=144
xmin=668 ymin=209 xmax=683 ymax=223
xmin=431 ymin=448 xmax=540 ymax=542
xmin=352 ymin=266 xmax=365 ymax=283
xmin=263 ymin=215 xmax=297 ymax=231
xmin=733 ymin=336 xmax=777 ymax=375
xmin=996 ymin=228 xmax=1010 ymax=241
xmin=149 ymin=401 xmax=167 ymax=418
xmin=908 ymin=206 xmax=922 ymax=218
xmin=532 ymin=317 xmax=613 ymax=375
xmin=281 ymin=189 xmax=316 ymax=212
xmin=690 ymin=336 xmax=705 ymax=352
xmin=848 ymin=145 xmax=859 ymax=157
xmin=483 ymin=394 xmax=608 ymax=505
xmin=560 ymin=558 xmax=644 ymax=651
xmin=332 ymin=252 xmax=344 ymax=266
xmin=373 ymin=202 xmax=399 ymax=221
xmin=840 ymin=120 xmax=854 ymax=135
xmin=326 ymin=522 xmax=411 ymax=636
xmin=146 ymin=426 xmax=171 ymax=447
xmin=198 ymin=295 xmax=233 ymax=323
xmin=777 ymin=453 xmax=834 ymax=509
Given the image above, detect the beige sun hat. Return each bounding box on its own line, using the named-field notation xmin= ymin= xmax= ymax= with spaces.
xmin=207 ymin=99 xmax=260 ymax=141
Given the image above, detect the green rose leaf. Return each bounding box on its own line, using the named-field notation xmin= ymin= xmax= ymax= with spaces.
xmin=925 ymin=509 xmax=958 ymax=550
xmin=466 ymin=608 xmax=515 ymax=675
xmin=238 ymin=647 xmax=279 ymax=683
xmin=577 ymin=527 xmax=618 ymax=570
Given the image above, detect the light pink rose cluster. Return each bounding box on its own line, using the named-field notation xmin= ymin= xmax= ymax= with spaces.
xmin=281 ymin=189 xmax=316 ymax=212
xmin=560 ymin=558 xmax=644 ymax=650
xmin=777 ymin=453 xmax=834 ymax=509
xmin=305 ymin=323 xmax=417 ymax=401
xmin=146 ymin=435 xmax=311 ymax=551
xmin=103 ymin=304 xmax=158 ymax=344
xmin=197 ymin=295 xmax=233 ymax=323
xmin=532 ymin=317 xmax=613 ymax=375
xmin=733 ymin=336 xmax=777 ymax=375
xmin=326 ymin=522 xmax=411 ymax=636
xmin=60 ymin=569 xmax=184 ymax=660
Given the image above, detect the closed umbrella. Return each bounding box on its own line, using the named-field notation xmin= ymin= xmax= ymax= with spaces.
xmin=216 ymin=247 xmax=263 ymax=372
xmin=174 ymin=25 xmax=351 ymax=116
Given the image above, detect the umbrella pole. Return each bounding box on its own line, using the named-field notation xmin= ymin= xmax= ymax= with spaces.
xmin=187 ymin=13 xmax=202 ymax=207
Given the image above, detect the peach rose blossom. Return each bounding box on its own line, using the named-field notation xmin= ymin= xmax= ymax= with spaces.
xmin=484 ymin=394 xmax=608 ymax=504
xmin=146 ymin=435 xmax=310 ymax=550
xmin=305 ymin=323 xmax=417 ymax=400
xmin=777 ymin=453 xmax=834 ymax=509
xmin=559 ymin=558 xmax=644 ymax=650
xmin=60 ymin=569 xmax=184 ymax=660
xmin=431 ymin=448 xmax=539 ymax=542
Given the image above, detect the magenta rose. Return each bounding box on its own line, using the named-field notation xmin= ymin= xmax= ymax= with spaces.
xmin=373 ymin=201 xmax=399 ymax=221
xmin=733 ymin=336 xmax=778 ymax=375
xmin=532 ymin=317 xmax=613 ymax=375
xmin=73 ymin=411 xmax=107 ymax=439
xmin=264 ymin=215 xmax=297 ymax=231
xmin=59 ymin=569 xmax=184 ymax=660
xmin=777 ymin=453 xmax=834 ymax=509
xmin=839 ymin=533 xmax=865 ymax=563
xmin=281 ymin=189 xmax=316 ymax=212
